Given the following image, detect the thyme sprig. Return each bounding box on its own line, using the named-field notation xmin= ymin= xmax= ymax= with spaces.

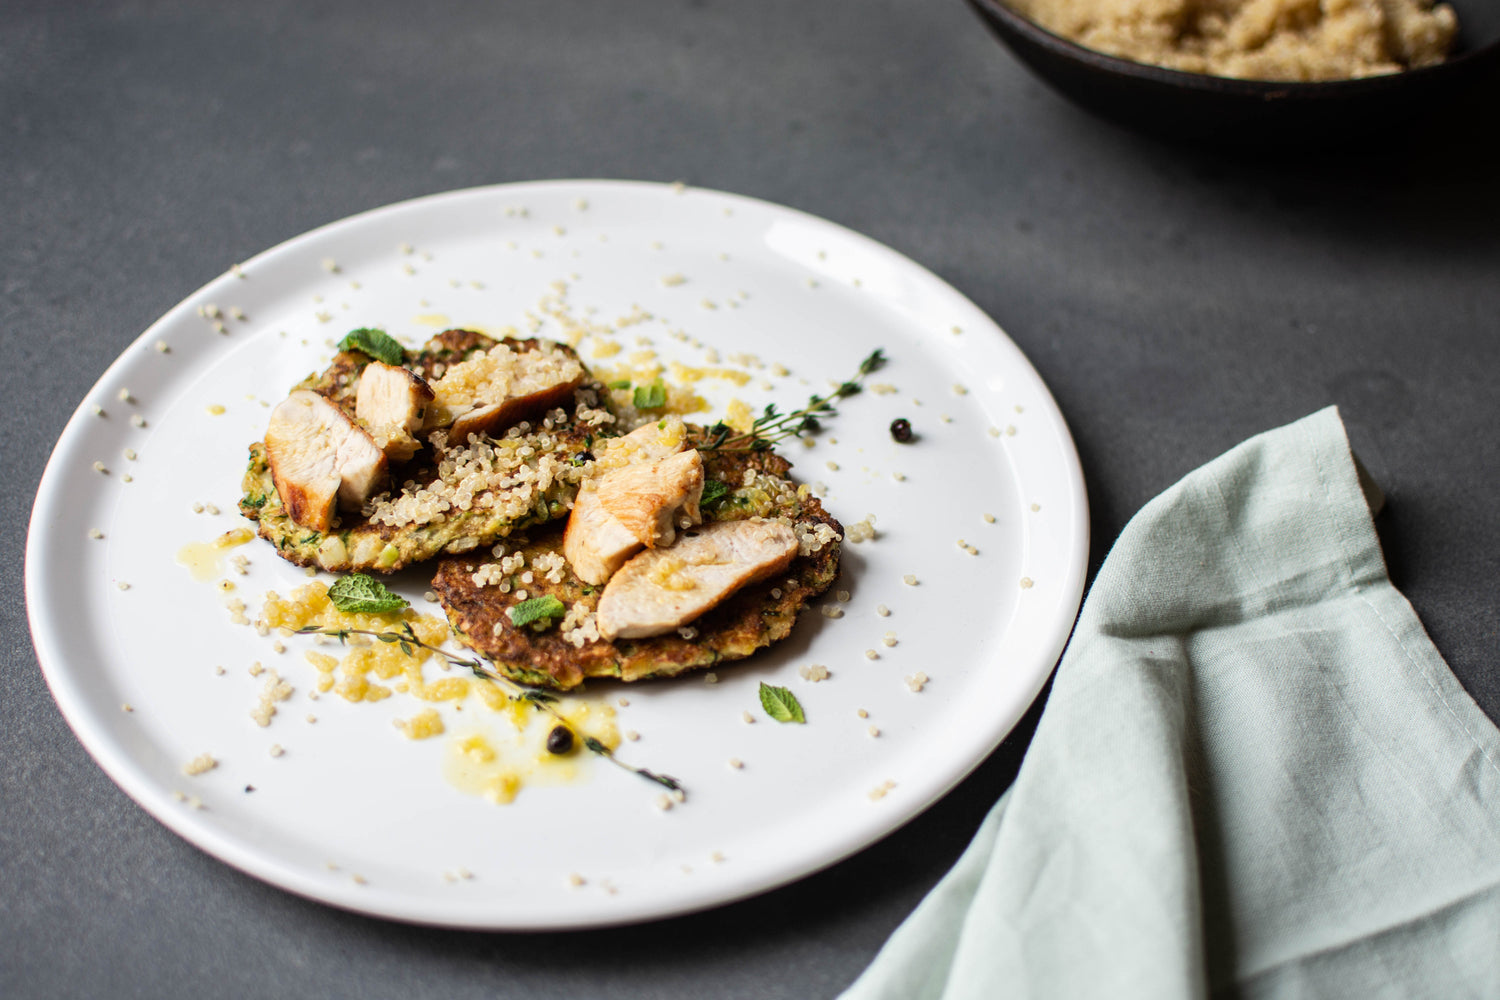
xmin=289 ymin=623 xmax=685 ymax=796
xmin=700 ymin=348 xmax=886 ymax=452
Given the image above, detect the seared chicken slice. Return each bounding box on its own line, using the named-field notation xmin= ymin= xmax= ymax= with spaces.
xmin=426 ymin=343 xmax=585 ymax=443
xmin=562 ymin=417 xmax=694 ymax=585
xmin=595 ymin=519 xmax=799 ymax=641
xmin=264 ymin=390 xmax=388 ymax=531
xmin=598 ymin=449 xmax=704 ymax=549
xmin=563 ymin=489 xmax=646 ymax=586
xmin=355 ymin=361 xmax=434 ymax=462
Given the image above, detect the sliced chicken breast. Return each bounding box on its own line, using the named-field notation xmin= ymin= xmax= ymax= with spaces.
xmin=595 ymin=519 xmax=799 ymax=640
xmin=563 ymin=488 xmax=645 ymax=586
xmin=562 ymin=417 xmax=694 ymax=585
xmin=265 ymin=390 xmax=388 ymax=531
xmin=355 ymin=361 xmax=434 ymax=462
xmin=598 ymin=449 xmax=704 ymax=549
xmin=426 ymin=343 xmax=585 ymax=443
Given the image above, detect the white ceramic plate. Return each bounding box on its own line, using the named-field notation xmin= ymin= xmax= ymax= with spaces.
xmin=26 ymin=180 xmax=1087 ymax=929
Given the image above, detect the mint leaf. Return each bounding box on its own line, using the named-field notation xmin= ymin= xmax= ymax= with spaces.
xmin=759 ymin=682 xmax=805 ymax=723
xmin=633 ymin=380 xmax=667 ymax=409
xmin=700 ymin=478 xmax=730 ymax=511
xmin=338 ymin=328 xmax=405 ymax=366
xmin=508 ymin=595 xmax=567 ymax=629
xmin=328 ymin=573 xmax=409 ymax=615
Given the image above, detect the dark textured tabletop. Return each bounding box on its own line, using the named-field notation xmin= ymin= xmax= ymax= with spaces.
xmin=5 ymin=2 xmax=1497 ymax=997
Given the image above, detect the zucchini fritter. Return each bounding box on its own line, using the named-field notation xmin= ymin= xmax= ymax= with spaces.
xmin=240 ymin=331 xmax=605 ymax=573
xmin=431 ymin=440 xmax=842 ymax=690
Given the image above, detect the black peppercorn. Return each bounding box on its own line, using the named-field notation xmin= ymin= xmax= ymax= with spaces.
xmin=546 ymin=725 xmax=575 ymax=755
xmin=889 ymin=418 xmax=913 ymax=443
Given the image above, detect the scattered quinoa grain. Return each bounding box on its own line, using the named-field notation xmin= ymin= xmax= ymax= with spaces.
xmin=120 ymin=703 xmax=133 ymax=713
xmin=92 ymin=405 xmax=105 ymax=417
xmin=868 ymin=725 xmax=881 ymax=737
xmin=122 ymin=474 xmax=133 ymax=483
xmin=905 ymin=672 xmax=930 ymax=692
xmin=953 ymin=383 xmax=968 ymax=395
xmin=92 ymin=461 xmax=107 ymax=474
xmin=269 ymin=744 xmax=285 ymax=758
xmin=864 ymin=649 xmax=879 ymax=661
xmin=626 ymin=730 xmax=640 ymax=742
xmin=567 ymin=873 xmax=585 ymax=887
xmin=131 ymin=414 xmax=146 ymax=428
xmin=1020 ymin=577 xmax=1034 ymax=589
xmin=182 ymin=753 xmax=217 ymax=776
xmin=118 ymin=388 xmax=132 ymax=402
xmin=869 ymin=780 xmax=897 ymax=801
xmin=902 ymin=574 xmax=918 ymax=586
xmin=876 ymin=604 xmax=890 ymax=617
xmin=799 ymin=663 xmax=830 ymax=682
xmin=1031 ymin=503 xmax=1041 ymax=512
xmin=983 ymin=513 xmax=996 ymax=523
xmin=88 ymin=528 xmax=103 ymax=539
xmin=742 ymin=711 xmax=755 ymax=724
xmin=154 ymin=340 xmax=169 ymax=353
xmin=856 ymin=708 xmax=869 ymax=718
xmin=704 ymin=672 xmax=718 ymax=684
xmin=116 ymin=581 xmax=130 ymax=591
xmin=728 ymin=758 xmax=743 ymax=769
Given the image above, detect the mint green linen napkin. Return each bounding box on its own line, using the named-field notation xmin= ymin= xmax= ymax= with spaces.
xmin=841 ymin=406 xmax=1500 ymax=999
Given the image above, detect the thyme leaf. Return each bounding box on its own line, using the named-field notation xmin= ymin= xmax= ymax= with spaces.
xmin=702 ymin=349 xmax=886 ymax=452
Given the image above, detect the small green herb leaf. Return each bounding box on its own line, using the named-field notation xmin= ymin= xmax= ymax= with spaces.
xmin=327 ymin=573 xmax=409 ymax=615
xmin=633 ymin=380 xmax=668 ymax=409
xmin=759 ymin=682 xmax=806 ymax=723
xmin=508 ymin=595 xmax=567 ymax=629
xmin=607 ymin=379 xmax=632 ymax=390
xmin=338 ymin=327 xmax=405 ymax=365
xmin=515 ymin=689 xmax=560 ymax=705
xmin=700 ymin=478 xmax=731 ymax=511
